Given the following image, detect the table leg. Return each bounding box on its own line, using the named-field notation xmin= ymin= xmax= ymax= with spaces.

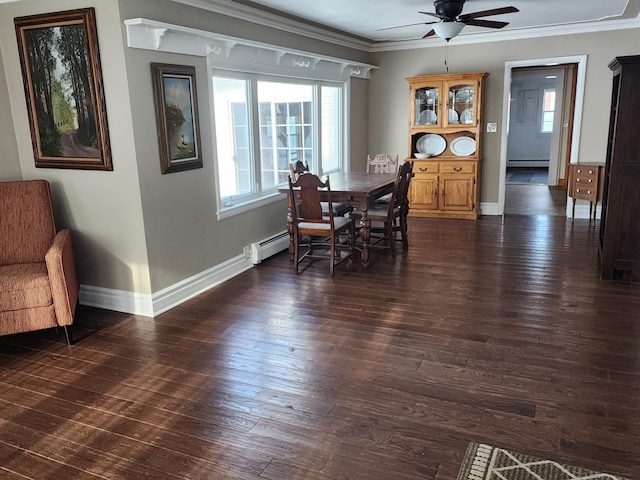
xmin=571 ymin=198 xmax=576 ymax=224
xmin=358 ymin=206 xmax=371 ymax=268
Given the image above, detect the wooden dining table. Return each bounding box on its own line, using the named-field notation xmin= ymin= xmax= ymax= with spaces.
xmin=279 ymin=171 xmax=397 ymax=268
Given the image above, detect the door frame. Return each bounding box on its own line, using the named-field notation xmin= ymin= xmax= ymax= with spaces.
xmin=497 ymin=55 xmax=587 ymax=215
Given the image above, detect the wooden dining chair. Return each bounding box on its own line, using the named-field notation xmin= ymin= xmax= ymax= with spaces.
xmin=366 ymin=153 xmax=399 ymax=174
xmin=288 ymin=173 xmax=355 ymax=276
xmin=367 ymin=153 xmax=399 ymax=205
xmin=365 ymin=160 xmax=414 ymax=257
xmin=288 ymin=160 xmax=353 ymax=217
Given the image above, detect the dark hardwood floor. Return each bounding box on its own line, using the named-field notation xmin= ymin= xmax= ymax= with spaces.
xmin=2 ymin=215 xmax=640 ymax=479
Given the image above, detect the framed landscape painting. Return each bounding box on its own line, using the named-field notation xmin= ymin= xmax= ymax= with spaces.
xmin=14 ymin=8 xmax=112 ymax=170
xmin=151 ymin=63 xmax=202 ymax=174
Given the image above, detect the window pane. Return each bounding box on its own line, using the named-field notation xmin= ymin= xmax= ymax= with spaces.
xmin=543 ymin=90 xmax=556 ymax=110
xmin=542 ymin=111 xmax=554 ymax=133
xmin=212 ymin=77 xmax=252 ymax=200
xmin=321 ymin=86 xmax=341 ymax=173
xmin=258 ymin=82 xmax=313 ymax=187
xmin=541 ymin=88 xmax=556 ymax=134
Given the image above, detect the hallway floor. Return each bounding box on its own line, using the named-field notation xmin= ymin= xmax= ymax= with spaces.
xmin=504 ymin=184 xmax=567 ymax=216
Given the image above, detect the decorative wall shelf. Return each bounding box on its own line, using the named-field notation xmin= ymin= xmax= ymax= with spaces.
xmin=125 ymin=18 xmax=376 ymax=81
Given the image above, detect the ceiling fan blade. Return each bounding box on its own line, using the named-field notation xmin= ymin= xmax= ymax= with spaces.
xmin=423 ymin=29 xmax=436 ymax=38
xmin=459 ymin=7 xmax=519 ymax=20
xmin=419 ymin=11 xmax=450 ymax=20
xmin=462 ymin=18 xmax=509 ymax=29
xmin=377 ymin=21 xmax=437 ymax=31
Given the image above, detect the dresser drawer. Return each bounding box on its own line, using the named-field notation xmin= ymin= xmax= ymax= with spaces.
xmin=573 ymin=185 xmax=598 ymax=201
xmin=414 ymin=162 xmax=440 ymax=174
xmin=441 ymin=163 xmax=476 ymax=174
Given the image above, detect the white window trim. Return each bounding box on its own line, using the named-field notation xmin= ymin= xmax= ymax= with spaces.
xmin=211 ymin=71 xmax=346 ymax=218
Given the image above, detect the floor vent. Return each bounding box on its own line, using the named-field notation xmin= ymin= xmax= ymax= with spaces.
xmin=250 ymin=231 xmax=289 ymax=264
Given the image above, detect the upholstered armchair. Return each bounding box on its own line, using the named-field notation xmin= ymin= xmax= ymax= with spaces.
xmin=0 ymin=180 xmax=79 ymax=344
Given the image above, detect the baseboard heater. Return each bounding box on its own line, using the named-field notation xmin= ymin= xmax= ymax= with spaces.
xmin=250 ymin=231 xmax=289 ymax=264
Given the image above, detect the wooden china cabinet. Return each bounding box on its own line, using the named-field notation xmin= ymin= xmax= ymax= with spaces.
xmin=406 ymin=72 xmax=487 ymax=219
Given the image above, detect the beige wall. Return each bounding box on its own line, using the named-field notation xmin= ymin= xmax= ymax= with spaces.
xmin=0 ymin=46 xmax=21 ymax=181
xmin=369 ymin=28 xmax=640 ymax=204
xmin=118 ymin=0 xmax=373 ymax=291
xmin=0 ymin=0 xmax=373 ymax=298
xmin=0 ymin=0 xmax=152 ymax=294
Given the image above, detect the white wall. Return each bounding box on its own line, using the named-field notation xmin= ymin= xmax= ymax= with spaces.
xmin=507 ymin=72 xmax=554 ymax=165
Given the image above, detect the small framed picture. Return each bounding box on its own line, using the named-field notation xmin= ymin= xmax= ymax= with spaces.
xmin=151 ymin=63 xmax=202 ymax=173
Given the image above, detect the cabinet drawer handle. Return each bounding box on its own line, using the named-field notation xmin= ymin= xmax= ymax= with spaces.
xmin=588 ymin=179 xmax=593 ymax=183
xmin=453 ymin=167 xmax=463 ymax=172
xmin=576 ymin=188 xmax=581 ymax=193
xmin=588 ymin=169 xmax=595 ymax=174
xmin=576 ymin=178 xmax=581 ymax=182
xmin=587 ymin=190 xmax=592 ymax=194
xmin=419 ymin=167 xmax=429 ymax=172
xmin=577 ymin=169 xmax=582 ymax=173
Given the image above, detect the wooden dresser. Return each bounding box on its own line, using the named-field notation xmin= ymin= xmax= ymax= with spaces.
xmin=567 ymin=163 xmax=604 ymax=223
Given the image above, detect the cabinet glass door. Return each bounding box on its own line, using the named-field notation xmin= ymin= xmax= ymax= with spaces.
xmin=446 ymin=82 xmax=476 ymax=126
xmin=414 ymin=86 xmax=440 ymax=127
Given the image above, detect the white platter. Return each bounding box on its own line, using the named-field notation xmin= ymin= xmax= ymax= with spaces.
xmin=417 ymin=134 xmax=446 ymax=156
xmin=450 ymin=136 xmax=476 ymax=156
xmin=460 ymin=108 xmax=474 ymax=124
xmin=419 ymin=109 xmax=437 ymax=125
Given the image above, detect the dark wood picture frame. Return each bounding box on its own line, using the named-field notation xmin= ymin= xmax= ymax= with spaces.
xmin=151 ymin=63 xmax=203 ymax=174
xmin=14 ymin=8 xmax=112 ymax=170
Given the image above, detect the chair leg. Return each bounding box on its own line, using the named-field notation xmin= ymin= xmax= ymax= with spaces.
xmin=388 ymin=221 xmax=397 ymax=257
xmin=63 ymin=325 xmax=74 ymax=345
xmin=401 ymin=213 xmax=409 ymax=249
xmin=330 ymin=234 xmax=336 ymax=276
xmin=294 ymin=235 xmax=300 ymax=274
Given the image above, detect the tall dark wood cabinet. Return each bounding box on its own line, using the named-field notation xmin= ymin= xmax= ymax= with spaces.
xmin=599 ymin=56 xmax=640 ymax=281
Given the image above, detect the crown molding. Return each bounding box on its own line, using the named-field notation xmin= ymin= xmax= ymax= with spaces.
xmin=169 ymin=0 xmax=372 ymax=52
xmin=170 ymin=0 xmax=640 ymax=54
xmin=371 ymin=16 xmax=640 ymax=52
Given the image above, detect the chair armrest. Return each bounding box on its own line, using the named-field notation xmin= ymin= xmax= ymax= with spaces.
xmin=45 ymin=229 xmax=79 ymax=326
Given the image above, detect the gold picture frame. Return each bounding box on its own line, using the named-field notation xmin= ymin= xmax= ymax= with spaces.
xmin=151 ymin=63 xmax=203 ymax=174
xmin=14 ymin=8 xmax=112 ymax=170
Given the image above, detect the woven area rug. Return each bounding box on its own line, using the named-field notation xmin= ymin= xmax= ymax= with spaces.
xmin=457 ymin=443 xmax=632 ymax=480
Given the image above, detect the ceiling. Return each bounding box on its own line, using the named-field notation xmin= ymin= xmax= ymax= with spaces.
xmin=229 ymin=0 xmax=640 ymax=43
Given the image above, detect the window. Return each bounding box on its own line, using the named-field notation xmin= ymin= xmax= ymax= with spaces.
xmin=541 ymin=88 xmax=556 ymax=133
xmin=212 ymin=73 xmax=344 ymax=212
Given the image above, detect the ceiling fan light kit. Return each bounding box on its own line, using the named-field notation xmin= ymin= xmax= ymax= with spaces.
xmin=381 ymin=0 xmax=518 ymax=41
xmin=432 ymin=21 xmax=465 ymax=40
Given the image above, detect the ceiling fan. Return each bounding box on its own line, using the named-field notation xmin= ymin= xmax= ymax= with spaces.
xmin=381 ymin=0 xmax=519 ymax=40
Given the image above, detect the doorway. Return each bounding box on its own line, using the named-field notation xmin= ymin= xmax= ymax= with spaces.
xmin=497 ymin=56 xmax=587 ymax=216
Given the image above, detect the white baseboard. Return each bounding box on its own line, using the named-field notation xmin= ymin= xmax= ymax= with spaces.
xmin=79 ymin=253 xmax=254 ymax=317
xmin=79 ymin=284 xmax=154 ymax=317
xmin=567 ymin=201 xmax=601 ymax=220
xmin=480 ymin=202 xmax=500 ymax=216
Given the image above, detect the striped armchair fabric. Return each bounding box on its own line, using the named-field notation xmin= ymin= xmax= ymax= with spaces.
xmin=0 ymin=180 xmax=79 ymax=344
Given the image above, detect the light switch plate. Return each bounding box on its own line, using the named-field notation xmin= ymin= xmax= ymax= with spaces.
xmin=486 ymin=122 xmax=497 ymax=133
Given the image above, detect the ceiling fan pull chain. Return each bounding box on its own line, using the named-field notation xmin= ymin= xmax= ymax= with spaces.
xmin=444 ymin=40 xmax=449 ymax=72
